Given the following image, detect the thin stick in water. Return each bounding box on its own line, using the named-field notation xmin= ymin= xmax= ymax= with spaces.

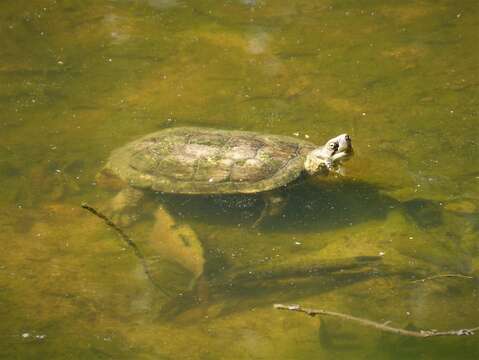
xmin=81 ymin=203 xmax=169 ymax=296
xmin=274 ymin=304 xmax=479 ymax=338
xmin=411 ymin=273 xmax=474 ymax=283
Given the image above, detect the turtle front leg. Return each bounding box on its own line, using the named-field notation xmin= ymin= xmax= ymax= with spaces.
xmin=252 ymin=192 xmax=287 ymax=228
xmin=106 ymin=186 xmax=145 ymax=226
xmin=325 ymin=150 xmax=353 ymax=175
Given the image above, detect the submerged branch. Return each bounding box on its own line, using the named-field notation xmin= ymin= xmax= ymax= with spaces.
xmin=274 ymin=304 xmax=479 ymax=338
xmin=228 ymin=255 xmax=383 ymax=283
xmin=411 ymin=274 xmax=474 ymax=283
xmin=81 ymin=203 xmax=142 ymax=259
xmin=81 ymin=203 xmax=169 ymax=296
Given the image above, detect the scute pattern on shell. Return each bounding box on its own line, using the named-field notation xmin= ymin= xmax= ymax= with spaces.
xmin=104 ymin=127 xmax=316 ymax=194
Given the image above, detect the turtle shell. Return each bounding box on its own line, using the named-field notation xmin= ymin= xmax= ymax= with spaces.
xmin=103 ymin=127 xmax=317 ymax=194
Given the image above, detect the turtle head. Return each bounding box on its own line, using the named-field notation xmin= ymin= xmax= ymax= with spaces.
xmin=304 ymin=134 xmax=353 ymax=175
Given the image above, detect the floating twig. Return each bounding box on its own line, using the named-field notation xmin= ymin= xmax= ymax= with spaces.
xmin=274 ymin=304 xmax=479 ymax=338
xmin=81 ymin=203 xmax=169 ymax=296
xmin=411 ymin=274 xmax=474 ymax=283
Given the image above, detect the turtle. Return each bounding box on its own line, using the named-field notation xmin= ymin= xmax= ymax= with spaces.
xmin=97 ymin=126 xmax=353 ymax=227
xmin=96 ymin=126 xmax=353 ymax=297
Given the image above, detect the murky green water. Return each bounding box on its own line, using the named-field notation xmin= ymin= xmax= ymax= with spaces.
xmin=1 ymin=0 xmax=478 ymax=358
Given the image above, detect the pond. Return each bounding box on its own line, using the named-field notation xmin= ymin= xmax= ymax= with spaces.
xmin=0 ymin=0 xmax=478 ymax=358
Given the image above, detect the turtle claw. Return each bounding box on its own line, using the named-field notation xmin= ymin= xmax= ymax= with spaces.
xmin=253 ymin=193 xmax=287 ymax=227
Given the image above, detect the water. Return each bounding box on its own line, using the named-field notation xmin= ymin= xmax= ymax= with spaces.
xmin=1 ymin=0 xmax=478 ymax=358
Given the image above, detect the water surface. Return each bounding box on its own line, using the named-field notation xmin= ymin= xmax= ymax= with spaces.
xmin=1 ymin=0 xmax=478 ymax=358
